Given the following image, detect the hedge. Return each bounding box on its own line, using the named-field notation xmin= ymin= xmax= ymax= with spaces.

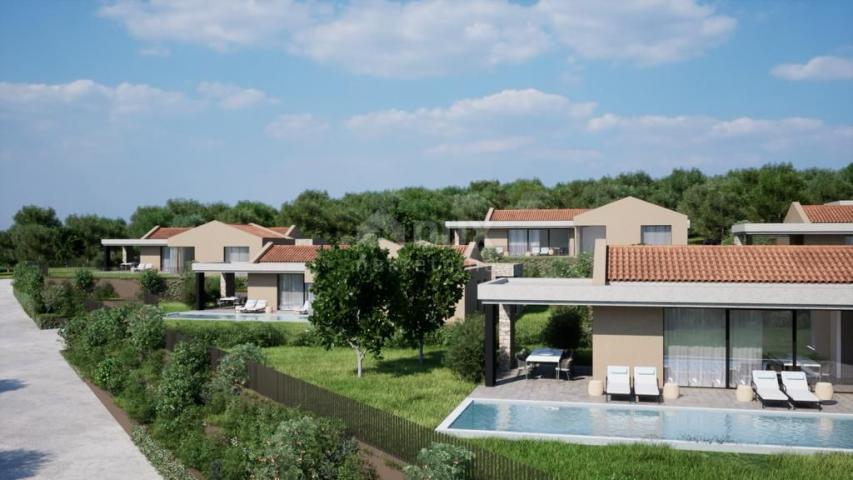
xmin=131 ymin=426 xmax=195 ymax=480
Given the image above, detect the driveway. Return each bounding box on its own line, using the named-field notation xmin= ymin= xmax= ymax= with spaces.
xmin=0 ymin=279 xmax=160 ymax=480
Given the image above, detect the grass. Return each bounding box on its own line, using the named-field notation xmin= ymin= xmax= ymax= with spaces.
xmin=48 ymin=267 xmax=179 ymax=279
xmin=263 ymin=345 xmax=475 ymax=427
xmin=158 ymin=301 xmax=192 ymax=313
xmin=515 ymin=305 xmax=551 ymax=350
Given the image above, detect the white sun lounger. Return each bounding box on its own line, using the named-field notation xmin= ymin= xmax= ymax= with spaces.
xmin=634 ymin=366 xmax=662 ymax=403
xmin=781 ymin=371 xmax=822 ymax=410
xmin=752 ymin=370 xmax=790 ymax=409
xmin=299 ymin=298 xmax=313 ymax=315
xmin=606 ymin=366 xmax=632 ymax=402
xmin=236 ymin=299 xmax=257 ymax=313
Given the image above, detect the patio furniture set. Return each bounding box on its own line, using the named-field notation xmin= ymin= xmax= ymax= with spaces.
xmin=516 ymin=348 xmax=574 ymax=380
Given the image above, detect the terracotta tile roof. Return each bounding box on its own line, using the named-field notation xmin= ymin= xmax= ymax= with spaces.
xmin=607 ymin=245 xmax=853 ymax=284
xmin=145 ymin=227 xmax=191 ymax=239
xmin=443 ymin=244 xmax=480 ymax=267
xmin=801 ymin=205 xmax=853 ymax=223
xmin=228 ymin=224 xmax=285 ymax=238
xmin=489 ymin=208 xmax=589 ymax=221
xmin=267 ymin=226 xmax=294 ymax=236
xmin=258 ymin=245 xmax=341 ymax=263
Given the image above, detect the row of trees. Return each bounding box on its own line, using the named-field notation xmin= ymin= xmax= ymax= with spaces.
xmin=309 ymin=241 xmax=468 ymax=377
xmin=3 ymin=163 xmax=851 ymax=269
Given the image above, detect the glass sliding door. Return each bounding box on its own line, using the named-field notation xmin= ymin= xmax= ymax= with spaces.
xmin=795 ymin=310 xmax=852 ymax=385
xmin=728 ymin=310 xmax=793 ymax=387
xmin=664 ymin=308 xmax=726 ymax=387
xmin=278 ymin=273 xmax=305 ymax=310
xmin=160 ymin=247 xmax=194 ymax=273
xmin=640 ymin=225 xmax=672 ymax=245
xmin=508 ymin=230 xmax=527 ymax=256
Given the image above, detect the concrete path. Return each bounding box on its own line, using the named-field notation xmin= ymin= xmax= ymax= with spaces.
xmin=0 ymin=280 xmax=160 ymax=480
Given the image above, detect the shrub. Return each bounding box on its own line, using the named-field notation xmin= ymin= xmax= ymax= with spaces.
xmin=95 ymin=357 xmax=127 ymax=393
xmin=250 ymin=416 xmax=372 ymax=480
xmin=120 ymin=372 xmax=157 ymax=424
xmin=404 ymin=443 xmax=474 ymax=480
xmin=156 ymin=340 xmax=210 ymax=418
xmin=73 ymin=268 xmax=96 ymax=294
xmin=35 ymin=313 xmax=66 ymax=329
xmin=178 ymin=271 xmax=219 ymax=306
xmin=131 ymin=426 xmax=195 ymax=480
xmin=41 ymin=283 xmax=71 ymax=314
xmin=480 ymin=247 xmax=501 ymax=263
xmin=140 ymin=270 xmax=167 ymax=298
xmin=292 ymin=327 xmax=324 ymax=347
xmin=83 ymin=307 xmax=129 ymax=352
xmin=208 ymin=343 xmax=265 ymax=398
xmin=128 ymin=305 xmax=165 ymax=355
xmin=93 ymin=281 xmax=118 ymax=300
xmin=13 ymin=262 xmax=44 ymax=297
xmin=444 ymin=314 xmax=485 ymax=383
xmin=541 ymin=306 xmax=587 ymax=350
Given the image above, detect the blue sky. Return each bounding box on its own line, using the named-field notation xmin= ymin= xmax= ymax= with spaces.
xmin=1 ymin=0 xmax=852 ymax=228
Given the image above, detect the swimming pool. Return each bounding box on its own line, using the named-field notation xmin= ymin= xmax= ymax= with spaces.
xmin=437 ymin=399 xmax=853 ymax=454
xmin=165 ymin=311 xmax=309 ymax=322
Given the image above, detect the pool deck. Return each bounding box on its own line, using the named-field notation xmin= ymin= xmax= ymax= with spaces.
xmin=165 ymin=309 xmax=309 ymax=322
xmin=469 ymin=372 xmax=853 ymax=414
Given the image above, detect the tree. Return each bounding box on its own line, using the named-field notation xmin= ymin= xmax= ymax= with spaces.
xmin=307 ymin=242 xmax=396 ymax=377
xmin=14 ymin=205 xmax=61 ymax=228
xmin=128 ymin=205 xmax=174 ymax=238
xmin=393 ymin=244 xmax=468 ymax=363
xmin=0 ymin=230 xmax=15 ymax=271
xmin=220 ymin=200 xmax=278 ymax=225
xmin=64 ymin=214 xmax=127 ymax=266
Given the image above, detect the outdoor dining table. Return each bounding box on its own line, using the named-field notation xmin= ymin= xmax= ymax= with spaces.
xmin=526 ymin=348 xmax=565 ymax=379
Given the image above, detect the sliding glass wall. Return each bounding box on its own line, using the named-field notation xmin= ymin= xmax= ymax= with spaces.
xmin=160 ymin=247 xmax=195 ymax=274
xmin=278 ymin=273 xmax=305 ymax=310
xmin=507 ymin=229 xmax=572 ymax=256
xmin=665 ymin=308 xmax=849 ymax=388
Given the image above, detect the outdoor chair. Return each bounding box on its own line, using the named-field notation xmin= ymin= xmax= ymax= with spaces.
xmin=780 ymin=371 xmax=822 ymax=410
xmin=752 ymin=370 xmax=790 ymax=409
xmin=556 ymin=351 xmax=573 ymax=380
xmin=236 ymin=299 xmax=257 ymax=313
xmin=605 ymin=366 xmax=632 ymax=402
xmin=515 ymin=351 xmax=532 ymax=379
xmin=634 ymin=367 xmax=662 ymax=403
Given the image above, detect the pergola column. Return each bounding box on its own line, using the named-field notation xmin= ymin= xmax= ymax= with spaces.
xmin=103 ymin=245 xmax=111 ymax=271
xmin=121 ymin=246 xmax=128 ymax=264
xmin=497 ymin=303 xmax=514 ymax=371
xmin=221 ymin=273 xmax=235 ymax=297
xmin=195 ymin=272 xmax=206 ymax=310
xmin=484 ymin=304 xmax=496 ymax=387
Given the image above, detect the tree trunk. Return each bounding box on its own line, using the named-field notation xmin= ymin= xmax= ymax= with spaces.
xmin=418 ymin=339 xmax=424 ymax=364
xmin=355 ymin=348 xmax=365 ymax=377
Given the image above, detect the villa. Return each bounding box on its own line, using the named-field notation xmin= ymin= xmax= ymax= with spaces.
xmin=478 ymin=239 xmax=853 ymax=390
xmin=445 ymin=196 xmax=689 ymax=257
xmin=732 ymin=200 xmax=853 ymax=246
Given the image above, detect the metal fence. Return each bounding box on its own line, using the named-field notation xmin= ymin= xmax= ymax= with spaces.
xmin=164 ymin=331 xmax=552 ymax=480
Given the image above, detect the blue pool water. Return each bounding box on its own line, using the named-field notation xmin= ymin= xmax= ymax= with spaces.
xmin=165 ymin=311 xmax=308 ymax=322
xmin=446 ymin=400 xmax=853 ymax=452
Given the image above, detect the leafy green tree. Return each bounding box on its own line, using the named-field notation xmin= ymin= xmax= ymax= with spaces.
xmin=64 ymin=214 xmax=127 ymax=266
xmin=220 ymin=200 xmax=278 ymax=225
xmin=129 ymin=205 xmax=174 ymax=238
xmin=73 ymin=268 xmax=96 ymax=294
xmin=13 ymin=205 xmax=62 ymax=228
xmin=393 ymin=244 xmax=468 ymax=363
xmin=679 ymin=179 xmax=745 ymax=243
xmin=0 ymin=230 xmax=15 ymax=271
xmin=140 ymin=269 xmax=167 ymax=301
xmin=307 ymin=242 xmax=396 ymax=377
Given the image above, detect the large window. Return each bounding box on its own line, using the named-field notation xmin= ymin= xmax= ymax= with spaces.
xmin=728 ymin=310 xmax=793 ymax=387
xmin=664 ymin=308 xmax=726 ymax=387
xmin=641 ymin=225 xmax=672 ymax=245
xmin=278 ymin=273 xmax=305 ymax=310
xmin=507 ymin=229 xmax=572 ymax=256
xmin=579 ymin=226 xmax=606 ymax=254
xmin=160 ymin=247 xmax=194 ymax=273
xmin=224 ymin=246 xmax=250 ymax=263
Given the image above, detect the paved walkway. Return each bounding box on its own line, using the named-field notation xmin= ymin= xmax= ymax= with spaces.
xmin=0 ymin=280 xmax=160 ymax=480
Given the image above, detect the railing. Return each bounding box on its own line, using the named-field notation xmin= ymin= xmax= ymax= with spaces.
xmin=164 ymin=331 xmax=552 ymax=480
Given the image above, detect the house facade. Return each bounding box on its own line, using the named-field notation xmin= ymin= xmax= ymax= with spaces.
xmin=732 ymin=200 xmax=853 ymax=246
xmin=478 ymin=240 xmax=853 ymax=389
xmin=445 ymin=196 xmax=689 ymax=258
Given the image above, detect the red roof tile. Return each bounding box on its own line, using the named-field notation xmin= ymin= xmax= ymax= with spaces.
xmin=229 ymin=224 xmax=285 ymax=238
xmin=145 ymin=227 xmax=191 ymax=239
xmin=489 ymin=209 xmax=589 ymax=221
xmin=607 ymin=245 xmax=853 ymax=284
xmin=258 ymin=245 xmax=340 ymax=263
xmin=801 ymin=205 xmax=853 ymax=223
xmin=267 ymin=226 xmax=294 ymax=236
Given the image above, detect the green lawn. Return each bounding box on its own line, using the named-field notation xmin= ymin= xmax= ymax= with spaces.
xmin=158 ymin=301 xmax=192 ymax=313
xmin=515 ymin=305 xmax=551 ymax=350
xmin=263 ymin=345 xmax=475 ymax=427
xmin=48 ymin=267 xmax=179 ymax=280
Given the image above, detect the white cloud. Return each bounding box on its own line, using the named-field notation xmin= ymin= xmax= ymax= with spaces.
xmin=0 ymin=79 xmax=194 ymax=116
xmin=425 ymin=137 xmax=533 ymax=156
xmin=100 ymin=0 xmax=736 ymax=77
xmin=347 ymin=89 xmax=595 ymax=135
xmin=197 ymin=82 xmax=276 ymax=110
xmin=264 ymin=114 xmax=329 ymax=139
xmin=771 ymin=55 xmax=853 ymax=81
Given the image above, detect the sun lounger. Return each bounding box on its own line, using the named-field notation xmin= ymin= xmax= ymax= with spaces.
xmin=752 ymin=370 xmax=790 ymax=409
xmin=236 ymin=299 xmax=257 ymax=313
xmin=299 ymin=298 xmax=313 ymax=315
xmin=634 ymin=367 xmax=662 ymax=403
xmin=606 ymin=366 xmax=632 ymax=402
xmin=781 ymin=371 xmax=822 ymax=410
xmin=251 ymin=299 xmax=268 ymax=313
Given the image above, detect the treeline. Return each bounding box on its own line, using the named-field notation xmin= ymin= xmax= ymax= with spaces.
xmin=2 ymin=163 xmax=851 ymax=269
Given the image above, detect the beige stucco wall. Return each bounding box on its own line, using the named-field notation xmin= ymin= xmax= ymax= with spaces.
xmin=452 ymin=266 xmax=491 ymax=321
xmin=592 ymin=306 xmax=664 ymax=385
xmin=784 ymin=202 xmax=809 ymax=223
xmin=483 ymin=229 xmax=508 ymax=252
xmin=167 ymin=221 xmax=266 ymax=262
xmin=575 ymin=197 xmax=689 ymax=247
xmin=247 ymin=273 xmax=278 ymax=311
xmin=139 ymin=246 xmax=162 ymax=270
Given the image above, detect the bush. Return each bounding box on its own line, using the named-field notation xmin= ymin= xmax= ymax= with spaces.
xmin=131 ymin=426 xmax=195 ymax=480
xmin=250 ymin=416 xmax=372 ymax=480
xmin=41 ymin=282 xmax=71 ymax=314
xmin=128 ymin=305 xmax=165 ymax=355
xmin=120 ymin=372 xmax=158 ymax=424
xmin=404 ymin=443 xmax=474 ymax=480
xmin=73 ymin=268 xmax=96 ymax=294
xmin=35 ymin=313 xmax=66 ymax=329
xmin=13 ymin=262 xmax=44 ymax=297
xmin=83 ymin=307 xmax=130 ymax=352
xmin=480 ymin=247 xmax=501 ymax=263
xmin=93 ymin=281 xmax=118 ymax=300
xmin=140 ymin=270 xmax=167 ymax=298
xmin=13 ymin=288 xmax=42 ymax=320
xmin=541 ymin=306 xmax=587 ymax=350
xmin=178 ymin=271 xmax=220 ymax=306
xmin=156 ymin=340 xmax=210 ymax=418
xmin=207 ymin=343 xmax=265 ymax=398
xmin=444 ymin=314 xmax=485 ymax=383
xmin=95 ymin=357 xmax=127 ymax=393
